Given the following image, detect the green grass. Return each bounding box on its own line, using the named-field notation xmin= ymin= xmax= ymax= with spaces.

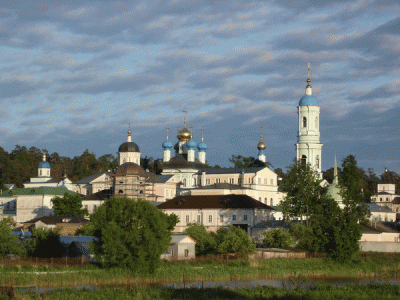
xmin=8 ymin=284 xmax=400 ymax=300
xmin=1 ymin=253 xmax=400 ymax=288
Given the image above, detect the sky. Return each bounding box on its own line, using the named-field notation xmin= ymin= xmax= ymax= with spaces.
xmin=0 ymin=0 xmax=399 ymax=174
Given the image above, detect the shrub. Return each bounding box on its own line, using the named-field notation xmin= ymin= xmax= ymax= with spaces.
xmin=263 ymin=228 xmax=294 ymax=249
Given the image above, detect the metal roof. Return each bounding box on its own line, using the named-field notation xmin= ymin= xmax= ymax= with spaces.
xmin=74 ymin=171 xmax=111 ymax=184
xmin=195 ymin=167 xmax=265 ymax=175
xmin=0 ymin=187 xmax=78 ymax=197
xmin=157 ymin=194 xmax=274 ymax=210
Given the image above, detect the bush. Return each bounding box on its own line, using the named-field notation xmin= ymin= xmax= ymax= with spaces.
xmin=215 ymin=226 xmax=256 ymax=254
xmin=290 ymin=223 xmax=313 ymax=250
xmin=25 ymin=227 xmax=65 ymax=258
xmin=263 ymin=228 xmax=294 ymax=249
xmin=185 ymin=224 xmax=216 ymax=256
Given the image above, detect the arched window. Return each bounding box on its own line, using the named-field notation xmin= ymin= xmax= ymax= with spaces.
xmin=119 ymin=190 xmax=123 ymax=194
xmin=302 ymin=117 xmax=307 ymax=128
xmin=315 ymin=156 xmax=320 ymax=169
xmin=301 ymin=155 xmax=307 ymax=166
xmin=47 ymin=170 xmax=50 ymax=176
xmin=270 ymin=198 xmax=273 ymax=206
xmin=123 ymin=158 xmax=126 ymax=163
xmin=315 ymin=117 xmax=318 ymax=128
xmin=139 ymin=190 xmax=143 ymax=194
xmin=183 ymin=178 xmax=187 ymax=187
xmin=39 ymin=170 xmax=42 ymax=176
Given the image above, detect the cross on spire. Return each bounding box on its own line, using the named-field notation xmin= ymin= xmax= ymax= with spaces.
xmin=201 ymin=127 xmax=204 ymax=141
xmin=260 ymin=124 xmax=264 ymax=142
xmin=166 ymin=125 xmax=169 ymax=139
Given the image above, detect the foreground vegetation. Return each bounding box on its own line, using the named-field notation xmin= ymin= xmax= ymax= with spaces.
xmin=2 ymin=253 xmax=400 ymax=288
xmin=4 ymin=283 xmax=400 ymax=300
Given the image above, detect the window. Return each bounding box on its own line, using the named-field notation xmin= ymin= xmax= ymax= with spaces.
xmin=258 ymin=178 xmax=261 ymax=184
xmin=316 ymin=156 xmax=320 ymax=169
xmin=183 ymin=178 xmax=187 ymax=187
xmin=380 ymin=198 xmax=383 ymax=202
xmin=198 ymin=178 xmax=201 ymax=186
xmin=264 ymin=197 xmax=267 ymax=203
xmin=259 ymin=197 xmax=261 ymax=201
xmin=229 ymin=178 xmax=234 ymax=184
xmin=119 ymin=181 xmax=123 ymax=184
xmin=386 ymin=198 xmax=389 ymax=202
xmin=206 ymin=179 xmax=211 ymax=185
xmin=270 ymin=179 xmax=273 ymax=185
xmin=139 ymin=190 xmax=143 ymax=194
xmin=315 ymin=117 xmax=318 ymax=128
xmin=220 ymin=215 xmax=224 ymax=222
xmin=232 ymin=215 xmax=236 ymax=221
xmin=123 ymin=158 xmax=126 ymax=163
xmin=301 ymin=155 xmax=307 ymax=167
xmin=270 ymin=198 xmax=273 ymax=206
xmin=197 ymin=215 xmax=201 ymax=223
xmin=248 ymin=178 xmax=252 ymax=184
xmin=186 ymin=215 xmax=190 ymax=223
xmin=209 ymin=215 xmax=212 ymax=223
xmin=215 ymin=178 xmax=221 ymax=184
xmin=39 ymin=170 xmax=42 ymax=176
xmin=302 ymin=117 xmax=307 ymax=128
xmin=244 ymin=215 xmax=247 ymax=221
xmin=93 ymin=205 xmax=97 ymax=211
xmin=184 ymin=249 xmax=189 ymax=257
xmin=119 ymin=190 xmax=123 ymax=194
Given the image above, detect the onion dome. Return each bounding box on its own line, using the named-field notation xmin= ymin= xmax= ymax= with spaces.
xmin=115 ymin=162 xmax=147 ymax=177
xmin=257 ymin=141 xmax=266 ymax=150
xmin=177 ymin=117 xmax=192 ymax=143
xmin=197 ymin=141 xmax=207 ymax=151
xmin=186 ymin=139 xmax=196 ymax=150
xmin=162 ymin=139 xmax=173 ymax=150
xmin=38 ymin=154 xmax=50 ymax=168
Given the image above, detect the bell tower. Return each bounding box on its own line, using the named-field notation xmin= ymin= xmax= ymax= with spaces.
xmin=295 ymin=64 xmax=323 ymax=178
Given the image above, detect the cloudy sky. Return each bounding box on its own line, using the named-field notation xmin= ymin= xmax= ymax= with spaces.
xmin=1 ymin=0 xmax=399 ymax=174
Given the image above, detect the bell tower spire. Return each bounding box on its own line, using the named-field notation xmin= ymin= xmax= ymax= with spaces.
xmin=257 ymin=124 xmax=266 ymax=163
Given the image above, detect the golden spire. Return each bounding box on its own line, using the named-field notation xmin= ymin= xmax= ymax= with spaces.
xmin=257 ymin=124 xmax=266 ymax=150
xmin=128 ymin=123 xmax=131 ymax=135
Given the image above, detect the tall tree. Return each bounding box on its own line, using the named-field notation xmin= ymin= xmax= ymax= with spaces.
xmin=90 ymin=197 xmax=178 ymax=273
xmin=281 ymin=160 xmax=322 ymax=222
xmin=340 ymin=155 xmax=363 ymax=204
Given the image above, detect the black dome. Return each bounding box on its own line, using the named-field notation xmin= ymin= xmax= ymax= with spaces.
xmin=118 ymin=142 xmax=140 ymax=153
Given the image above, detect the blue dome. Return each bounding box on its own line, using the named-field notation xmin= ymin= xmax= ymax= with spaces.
xmin=162 ymin=139 xmax=173 ymax=150
xmin=186 ymin=139 xmax=196 ymax=150
xmin=258 ymin=150 xmax=266 ymax=156
xmin=38 ymin=161 xmax=50 ymax=169
xmin=299 ymin=95 xmax=318 ymax=106
xmin=197 ymin=141 xmax=207 ymax=151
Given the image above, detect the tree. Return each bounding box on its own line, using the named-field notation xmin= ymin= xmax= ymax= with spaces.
xmin=290 ymin=223 xmax=313 ymax=251
xmin=26 ymin=227 xmax=65 ymax=258
xmin=215 ymin=226 xmax=256 ymax=254
xmin=281 ymin=160 xmax=322 ymax=222
xmin=185 ymin=224 xmax=216 ymax=256
xmin=229 ymin=155 xmax=272 ymax=169
xmin=90 ymin=197 xmax=178 ymax=273
xmin=51 ymin=193 xmax=88 ymax=217
xmin=263 ymin=228 xmax=294 ymax=249
xmin=340 ymin=155 xmax=363 ymax=204
xmin=0 ymin=217 xmax=25 ymax=257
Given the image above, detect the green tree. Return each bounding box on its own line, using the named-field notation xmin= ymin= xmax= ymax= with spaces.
xmin=0 ymin=217 xmax=25 ymax=257
xmin=263 ymin=228 xmax=294 ymax=249
xmin=77 ymin=222 xmax=95 ymax=236
xmin=229 ymin=155 xmax=272 ymax=169
xmin=184 ymin=224 xmax=216 ymax=256
xmin=215 ymin=226 xmax=256 ymax=254
xmin=51 ymin=193 xmax=88 ymax=217
xmin=290 ymin=223 xmax=313 ymax=251
xmin=281 ymin=160 xmax=322 ymax=222
xmin=340 ymin=155 xmax=363 ymax=204
xmin=26 ymin=227 xmax=65 ymax=258
xmin=90 ymin=197 xmax=178 ymax=273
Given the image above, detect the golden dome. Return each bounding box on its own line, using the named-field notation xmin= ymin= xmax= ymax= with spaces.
xmin=177 ymin=127 xmax=192 ymax=142
xmin=257 ymin=141 xmax=266 ymax=150
xmin=177 ymin=117 xmax=192 ymax=142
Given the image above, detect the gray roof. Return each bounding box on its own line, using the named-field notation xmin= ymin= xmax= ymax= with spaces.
xmin=163 ymin=154 xmax=207 ymax=170
xmin=145 ymin=172 xmax=175 ymax=184
xmin=74 ymin=171 xmax=111 ymax=184
xmin=368 ymin=203 xmax=395 ymax=213
xmin=195 ymin=167 xmax=265 ymax=175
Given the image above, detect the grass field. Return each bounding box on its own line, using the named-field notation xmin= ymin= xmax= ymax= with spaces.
xmin=3 ymin=283 xmax=400 ymax=300
xmin=1 ymin=253 xmax=400 ymax=289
